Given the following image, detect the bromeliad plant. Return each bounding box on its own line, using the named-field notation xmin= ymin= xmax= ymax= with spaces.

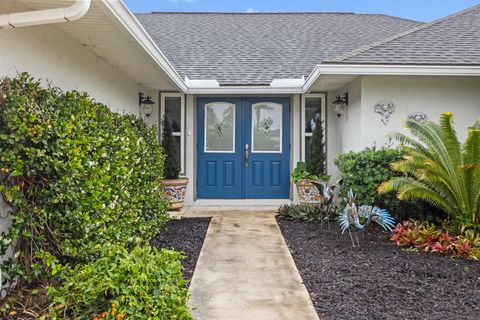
xmin=391 ymin=221 xmax=480 ymax=259
xmin=378 ymin=113 xmax=480 ymax=226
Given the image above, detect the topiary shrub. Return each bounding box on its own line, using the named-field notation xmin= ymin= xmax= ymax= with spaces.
xmin=334 ymin=145 xmax=442 ymax=222
xmin=161 ymin=115 xmax=181 ymax=179
xmin=306 ymin=117 xmax=326 ymax=177
xmin=0 ymin=73 xmax=170 ymax=285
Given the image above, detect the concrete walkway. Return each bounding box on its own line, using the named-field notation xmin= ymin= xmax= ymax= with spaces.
xmin=187 ymin=209 xmax=320 ymax=320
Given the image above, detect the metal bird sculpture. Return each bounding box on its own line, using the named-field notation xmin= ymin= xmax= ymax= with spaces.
xmin=339 ymin=189 xmax=396 ymax=247
xmin=309 ymin=179 xmax=342 ymax=230
xmin=310 ymin=179 xmax=342 ymax=206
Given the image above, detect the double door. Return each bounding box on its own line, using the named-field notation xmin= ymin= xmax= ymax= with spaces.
xmin=197 ymin=97 xmax=290 ymax=199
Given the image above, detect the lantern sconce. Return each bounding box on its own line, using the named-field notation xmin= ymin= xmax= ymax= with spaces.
xmin=333 ymin=92 xmax=349 ymax=118
xmin=138 ymin=92 xmax=155 ymax=118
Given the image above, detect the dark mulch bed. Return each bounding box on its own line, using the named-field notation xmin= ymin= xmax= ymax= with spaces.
xmin=277 ymin=218 xmax=480 ymax=320
xmin=151 ymin=217 xmax=211 ymax=284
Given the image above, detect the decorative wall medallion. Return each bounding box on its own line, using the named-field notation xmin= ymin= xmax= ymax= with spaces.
xmin=375 ymin=101 xmax=395 ymax=125
xmin=408 ymin=112 xmax=428 ymax=123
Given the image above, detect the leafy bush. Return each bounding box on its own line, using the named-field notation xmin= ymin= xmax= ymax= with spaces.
xmin=48 ymin=245 xmax=192 ymax=319
xmin=391 ymin=221 xmax=480 ymax=259
xmin=306 ymin=117 xmax=326 ymax=177
xmin=162 ymin=115 xmax=181 ymax=179
xmin=334 ymin=145 xmax=438 ymax=222
xmin=290 ymin=162 xmax=329 ymax=183
xmin=277 ymin=203 xmax=337 ymax=222
xmin=0 ymin=73 xmax=169 ymax=284
xmin=379 ymin=112 xmax=480 ymax=226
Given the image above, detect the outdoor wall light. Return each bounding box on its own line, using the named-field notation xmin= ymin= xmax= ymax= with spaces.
xmin=138 ymin=92 xmax=155 ymax=118
xmin=333 ymin=92 xmax=349 ymax=118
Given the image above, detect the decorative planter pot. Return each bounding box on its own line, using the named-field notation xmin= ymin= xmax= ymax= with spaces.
xmin=295 ymin=180 xmax=325 ymax=204
xmin=162 ymin=178 xmax=189 ymax=211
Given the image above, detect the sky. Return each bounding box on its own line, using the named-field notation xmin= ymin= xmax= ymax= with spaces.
xmin=123 ymin=0 xmax=480 ymax=22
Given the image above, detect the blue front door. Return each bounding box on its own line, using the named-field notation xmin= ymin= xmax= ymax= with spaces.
xmin=197 ymin=97 xmax=290 ymax=199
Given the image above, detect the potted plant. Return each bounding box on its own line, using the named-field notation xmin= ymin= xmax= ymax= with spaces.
xmin=293 ymin=117 xmax=330 ymax=203
xmin=161 ymin=115 xmax=188 ymax=210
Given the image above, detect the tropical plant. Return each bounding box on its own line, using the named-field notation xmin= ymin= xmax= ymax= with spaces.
xmin=290 ymin=162 xmax=329 ymax=183
xmin=306 ymin=117 xmax=326 ymax=177
xmin=378 ymin=113 xmax=480 ymax=226
xmin=277 ymin=203 xmax=337 ymax=222
xmin=162 ymin=115 xmax=181 ymax=179
xmin=391 ymin=220 xmax=480 ymax=259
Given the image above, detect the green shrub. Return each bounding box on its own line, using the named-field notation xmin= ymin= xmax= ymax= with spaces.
xmin=162 ymin=115 xmax=181 ymax=179
xmin=334 ymin=145 xmax=436 ymax=221
xmin=0 ymin=73 xmax=170 ymax=284
xmin=306 ymin=117 xmax=326 ymax=177
xmin=47 ymin=245 xmax=192 ymax=319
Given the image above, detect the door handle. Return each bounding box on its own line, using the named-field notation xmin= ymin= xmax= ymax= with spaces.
xmin=245 ymin=144 xmax=249 ymax=167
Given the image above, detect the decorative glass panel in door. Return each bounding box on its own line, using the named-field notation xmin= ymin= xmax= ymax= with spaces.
xmin=205 ymin=102 xmax=235 ymax=152
xmin=251 ymin=103 xmax=282 ymax=153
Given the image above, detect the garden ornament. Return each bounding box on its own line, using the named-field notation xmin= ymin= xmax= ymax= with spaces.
xmin=310 ymin=179 xmax=342 ymax=206
xmin=310 ymin=179 xmax=342 ymax=230
xmin=339 ymin=189 xmax=396 ymax=247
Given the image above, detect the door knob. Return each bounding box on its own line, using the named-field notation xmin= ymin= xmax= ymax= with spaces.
xmin=245 ymin=144 xmax=249 ymax=167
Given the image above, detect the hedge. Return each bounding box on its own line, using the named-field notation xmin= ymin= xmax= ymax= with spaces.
xmin=0 ymin=73 xmax=169 ymax=284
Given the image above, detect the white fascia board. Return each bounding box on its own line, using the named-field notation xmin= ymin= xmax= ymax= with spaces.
xmin=187 ymin=86 xmax=305 ymax=95
xmin=97 ymin=0 xmax=188 ymax=93
xmin=270 ymin=77 xmax=305 ymax=87
xmin=185 ymin=77 xmax=220 ymax=88
xmin=303 ymin=64 xmax=480 ymax=92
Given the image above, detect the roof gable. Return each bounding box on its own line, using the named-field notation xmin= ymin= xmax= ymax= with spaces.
xmin=135 ymin=12 xmax=421 ymax=85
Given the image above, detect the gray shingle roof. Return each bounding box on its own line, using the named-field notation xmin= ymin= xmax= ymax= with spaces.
xmin=135 ymin=12 xmax=421 ymax=85
xmin=329 ymin=5 xmax=480 ymax=65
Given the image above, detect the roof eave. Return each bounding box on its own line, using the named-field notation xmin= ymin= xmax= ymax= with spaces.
xmin=303 ymin=63 xmax=480 ymax=92
xmin=97 ymin=0 xmax=188 ymax=93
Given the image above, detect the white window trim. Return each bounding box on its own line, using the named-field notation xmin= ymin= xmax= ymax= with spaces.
xmin=251 ymin=102 xmax=283 ymax=154
xmin=301 ymin=93 xmax=326 ymax=162
xmin=160 ymin=92 xmax=185 ymax=175
xmin=204 ymin=102 xmax=236 ymax=154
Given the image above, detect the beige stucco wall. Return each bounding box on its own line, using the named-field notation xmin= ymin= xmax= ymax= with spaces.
xmin=0 ymin=24 xmax=147 ymax=116
xmin=330 ymin=75 xmax=480 ymax=180
xmin=361 ymin=76 xmax=480 ymax=145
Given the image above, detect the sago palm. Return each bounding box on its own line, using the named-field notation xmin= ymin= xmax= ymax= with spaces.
xmin=378 ymin=112 xmax=480 ymax=226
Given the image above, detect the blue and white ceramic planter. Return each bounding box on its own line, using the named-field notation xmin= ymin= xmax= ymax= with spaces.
xmin=163 ymin=178 xmax=189 ymax=210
